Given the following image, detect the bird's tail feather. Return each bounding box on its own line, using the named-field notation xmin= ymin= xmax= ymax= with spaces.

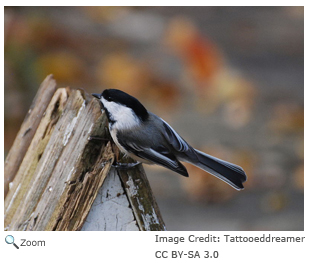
xmin=188 ymin=149 xmax=247 ymax=190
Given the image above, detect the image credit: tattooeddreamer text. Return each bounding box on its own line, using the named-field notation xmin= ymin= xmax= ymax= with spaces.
xmin=153 ymin=234 xmax=306 ymax=259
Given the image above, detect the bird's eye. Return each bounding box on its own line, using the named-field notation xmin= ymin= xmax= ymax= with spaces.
xmin=105 ymin=96 xmax=112 ymax=102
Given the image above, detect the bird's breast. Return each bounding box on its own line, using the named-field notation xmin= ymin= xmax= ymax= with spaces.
xmin=110 ymin=128 xmax=128 ymax=154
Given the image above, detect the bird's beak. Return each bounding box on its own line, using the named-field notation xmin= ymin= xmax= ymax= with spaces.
xmin=92 ymin=93 xmax=101 ymax=99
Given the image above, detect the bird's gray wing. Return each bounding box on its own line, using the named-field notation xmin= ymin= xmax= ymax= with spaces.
xmin=118 ymin=139 xmax=189 ymax=177
xmin=161 ymin=118 xmax=198 ymax=161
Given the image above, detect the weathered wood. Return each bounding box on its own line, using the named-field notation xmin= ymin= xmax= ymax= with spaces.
xmin=4 ymin=77 xmax=166 ymax=231
xmin=4 ymin=87 xmax=70 ymax=228
xmin=4 ymin=74 xmax=57 ymax=198
xmin=116 ymin=150 xmax=166 ymax=231
xmin=82 ymin=168 xmax=139 ymax=231
xmin=118 ymin=165 xmax=166 ymax=231
xmin=26 ymin=92 xmax=104 ymax=231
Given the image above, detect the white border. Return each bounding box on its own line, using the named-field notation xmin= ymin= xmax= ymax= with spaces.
xmin=2 ymin=4 xmax=307 ymax=263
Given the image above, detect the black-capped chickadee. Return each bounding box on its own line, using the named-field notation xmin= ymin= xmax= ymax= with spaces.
xmin=92 ymin=89 xmax=247 ymax=190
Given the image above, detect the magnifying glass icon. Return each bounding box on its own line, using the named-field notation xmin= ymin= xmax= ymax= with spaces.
xmin=5 ymin=235 xmax=19 ymax=249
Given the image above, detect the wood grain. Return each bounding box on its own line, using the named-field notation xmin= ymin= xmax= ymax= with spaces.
xmin=4 ymin=77 xmax=166 ymax=231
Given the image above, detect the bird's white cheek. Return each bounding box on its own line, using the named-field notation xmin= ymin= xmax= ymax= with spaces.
xmin=101 ymin=100 xmax=140 ymax=131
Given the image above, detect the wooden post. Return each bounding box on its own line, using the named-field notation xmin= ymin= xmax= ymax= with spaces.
xmin=4 ymin=76 xmax=166 ymax=231
xmin=4 ymin=75 xmax=57 ymax=198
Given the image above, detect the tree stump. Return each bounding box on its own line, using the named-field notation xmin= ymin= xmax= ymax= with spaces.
xmin=4 ymin=75 xmax=166 ymax=231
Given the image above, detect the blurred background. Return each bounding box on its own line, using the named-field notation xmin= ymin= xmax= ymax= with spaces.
xmin=4 ymin=6 xmax=304 ymax=230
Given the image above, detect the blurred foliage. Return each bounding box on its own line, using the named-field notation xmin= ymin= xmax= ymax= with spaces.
xmin=4 ymin=7 xmax=304 ymax=222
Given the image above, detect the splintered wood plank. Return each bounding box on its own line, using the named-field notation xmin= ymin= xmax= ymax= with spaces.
xmin=81 ymin=145 xmax=166 ymax=231
xmin=51 ymin=142 xmax=114 ymax=231
xmin=118 ymin=165 xmax=166 ymax=231
xmin=4 ymin=88 xmax=110 ymax=230
xmin=82 ymin=168 xmax=139 ymax=231
xmin=4 ymin=87 xmax=70 ymax=229
xmin=24 ymin=93 xmax=109 ymax=231
xmin=4 ymin=74 xmax=57 ymax=197
xmin=5 ymin=76 xmax=166 ymax=231
xmin=115 ymin=147 xmax=166 ymax=231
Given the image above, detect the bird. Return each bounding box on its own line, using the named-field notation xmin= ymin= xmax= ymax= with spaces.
xmin=92 ymin=89 xmax=247 ymax=190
